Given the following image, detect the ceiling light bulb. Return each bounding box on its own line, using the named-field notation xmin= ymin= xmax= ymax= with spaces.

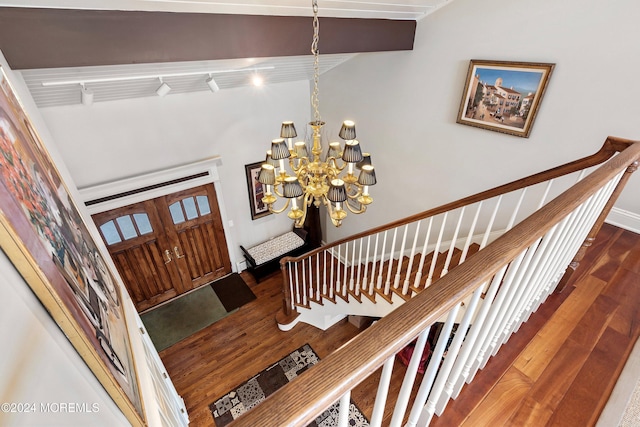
xmin=252 ymin=75 xmax=264 ymax=87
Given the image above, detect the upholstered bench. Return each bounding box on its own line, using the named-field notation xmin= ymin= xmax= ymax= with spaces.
xmin=240 ymin=228 xmax=309 ymax=282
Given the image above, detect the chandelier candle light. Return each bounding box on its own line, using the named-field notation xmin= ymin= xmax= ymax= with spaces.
xmin=258 ymin=0 xmax=377 ymax=228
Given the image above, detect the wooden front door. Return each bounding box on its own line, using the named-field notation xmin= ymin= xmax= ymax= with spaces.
xmin=93 ymin=184 xmax=231 ymax=312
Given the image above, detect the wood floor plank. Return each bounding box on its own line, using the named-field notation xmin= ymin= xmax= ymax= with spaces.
xmin=513 ymin=275 xmax=607 ymax=381
xmin=605 ymin=268 xmax=640 ymax=339
xmin=508 ymin=293 xmax=617 ymax=424
xmin=546 ymin=327 xmax=632 ymax=427
xmin=506 ymin=396 xmax=554 ymax=427
xmin=620 ymin=231 xmax=640 ymax=274
xmin=590 ymin=227 xmax=637 ymax=283
xmin=460 ymin=366 xmax=532 ymax=426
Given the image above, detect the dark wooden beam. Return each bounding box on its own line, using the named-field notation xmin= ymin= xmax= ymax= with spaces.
xmin=0 ymin=7 xmax=416 ymax=69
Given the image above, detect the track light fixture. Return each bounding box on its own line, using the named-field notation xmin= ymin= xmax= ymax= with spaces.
xmin=80 ymin=83 xmax=94 ymax=106
xmin=42 ymin=65 xmax=275 ymax=104
xmin=206 ymin=74 xmax=220 ymax=92
xmin=156 ymin=78 xmax=171 ymax=97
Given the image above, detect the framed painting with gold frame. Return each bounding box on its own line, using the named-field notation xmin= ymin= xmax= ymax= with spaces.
xmin=0 ymin=67 xmax=145 ymax=426
xmin=456 ymin=59 xmax=555 ymax=138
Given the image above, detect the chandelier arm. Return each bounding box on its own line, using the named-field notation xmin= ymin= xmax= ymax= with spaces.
xmin=267 ymin=198 xmax=292 ymax=214
xmin=327 ymin=157 xmax=347 ymax=172
xmin=345 ymin=183 xmax=363 ymax=199
xmin=272 ymin=183 xmax=286 ymax=198
xmin=291 ymin=158 xmax=310 ymax=173
xmin=344 ymin=198 xmax=367 ymax=214
xmin=294 ymin=196 xmax=309 ymax=228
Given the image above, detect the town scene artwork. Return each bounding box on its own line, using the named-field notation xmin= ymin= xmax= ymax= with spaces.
xmin=457 ymin=60 xmax=554 ymax=138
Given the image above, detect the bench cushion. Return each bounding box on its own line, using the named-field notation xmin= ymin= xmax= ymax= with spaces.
xmin=245 ymin=231 xmax=306 ymax=266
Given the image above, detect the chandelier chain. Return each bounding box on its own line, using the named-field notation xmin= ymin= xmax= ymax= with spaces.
xmin=311 ymin=0 xmax=321 ymax=124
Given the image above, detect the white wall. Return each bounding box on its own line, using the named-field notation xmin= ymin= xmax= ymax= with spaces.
xmin=318 ymin=0 xmax=640 ymax=241
xmin=38 ymin=80 xmax=313 ymax=259
xmin=0 ymin=251 xmax=129 ymax=427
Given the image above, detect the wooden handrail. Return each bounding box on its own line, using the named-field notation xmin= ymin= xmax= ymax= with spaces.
xmin=240 ymin=137 xmax=640 ymax=426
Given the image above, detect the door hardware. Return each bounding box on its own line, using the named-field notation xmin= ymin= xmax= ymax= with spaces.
xmin=164 ymin=249 xmax=173 ymax=264
xmin=174 ymin=246 xmax=185 ymax=259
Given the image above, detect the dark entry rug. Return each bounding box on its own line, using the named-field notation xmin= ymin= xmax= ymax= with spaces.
xmin=209 ymin=344 xmax=369 ymax=427
xmin=211 ymin=273 xmax=257 ymax=312
xmin=141 ymin=274 xmax=256 ymax=352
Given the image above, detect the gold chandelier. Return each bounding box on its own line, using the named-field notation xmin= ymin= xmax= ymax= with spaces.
xmin=257 ymin=0 xmax=377 ymax=228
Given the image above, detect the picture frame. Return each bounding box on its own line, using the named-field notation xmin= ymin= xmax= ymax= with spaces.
xmin=456 ymin=60 xmax=555 ymax=138
xmin=245 ymin=161 xmax=271 ymax=220
xmin=0 ymin=67 xmax=145 ymax=426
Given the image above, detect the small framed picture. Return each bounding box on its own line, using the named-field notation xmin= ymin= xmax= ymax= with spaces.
xmin=245 ymin=161 xmax=271 ymax=220
xmin=456 ymin=60 xmax=555 ymax=138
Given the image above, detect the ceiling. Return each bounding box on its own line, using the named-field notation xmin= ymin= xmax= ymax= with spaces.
xmin=1 ymin=1 xmax=453 ymax=107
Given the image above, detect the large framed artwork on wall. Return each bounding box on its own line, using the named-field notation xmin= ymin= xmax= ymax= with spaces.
xmin=0 ymin=67 xmax=145 ymax=426
xmin=456 ymin=60 xmax=555 ymax=138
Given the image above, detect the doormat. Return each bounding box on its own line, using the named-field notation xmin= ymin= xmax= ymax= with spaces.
xmin=209 ymin=344 xmax=369 ymax=427
xmin=211 ymin=273 xmax=257 ymax=312
xmin=141 ymin=274 xmax=256 ymax=352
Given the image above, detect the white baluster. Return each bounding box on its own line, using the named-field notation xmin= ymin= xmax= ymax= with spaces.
xmin=363 ymin=235 xmax=372 ymax=296
xmin=356 ymin=238 xmax=364 ymax=296
xmin=389 ymin=329 xmax=430 ymax=427
xmin=413 ymin=217 xmax=433 ymax=288
xmin=338 ymin=391 xmax=350 ymax=427
xmin=288 ymin=264 xmax=295 ymax=309
xmin=459 ymin=201 xmax=483 ymax=263
xmin=343 ymin=242 xmax=349 ymax=297
xmin=407 ymin=306 xmax=460 ymax=427
xmin=378 ymin=231 xmax=388 ymax=292
xmin=426 ymin=212 xmax=448 ymax=288
xmin=370 ymin=233 xmax=380 ymax=293
xmin=385 ymin=228 xmax=399 ymax=291
xmin=370 ymin=356 xmax=395 ymax=427
xmin=441 ymin=207 xmax=465 ymax=277
xmin=336 ymin=244 xmax=342 ymax=298
xmin=301 ymin=256 xmax=308 ymax=302
xmin=394 ymin=225 xmax=409 ymax=289
xmin=330 ymin=248 xmax=335 ymax=300
xmin=351 ymin=240 xmax=358 ymax=296
xmin=403 ymin=220 xmax=422 ymax=295
xmin=480 ymin=195 xmax=502 ymax=249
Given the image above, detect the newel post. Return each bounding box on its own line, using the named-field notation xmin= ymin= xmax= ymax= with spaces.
xmin=555 ymin=160 xmax=639 ymax=292
xmin=280 ymin=260 xmax=292 ymax=317
xmin=275 ymin=259 xmax=301 ymax=327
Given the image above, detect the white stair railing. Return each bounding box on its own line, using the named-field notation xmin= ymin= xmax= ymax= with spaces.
xmin=279 ymin=163 xmax=611 ymax=325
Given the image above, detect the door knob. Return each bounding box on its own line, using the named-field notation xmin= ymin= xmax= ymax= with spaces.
xmin=174 ymin=246 xmax=185 ymax=259
xmin=164 ymin=250 xmax=173 ymax=264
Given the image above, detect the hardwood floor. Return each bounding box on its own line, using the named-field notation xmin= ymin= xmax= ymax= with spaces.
xmin=160 ymin=223 xmax=640 ymax=426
